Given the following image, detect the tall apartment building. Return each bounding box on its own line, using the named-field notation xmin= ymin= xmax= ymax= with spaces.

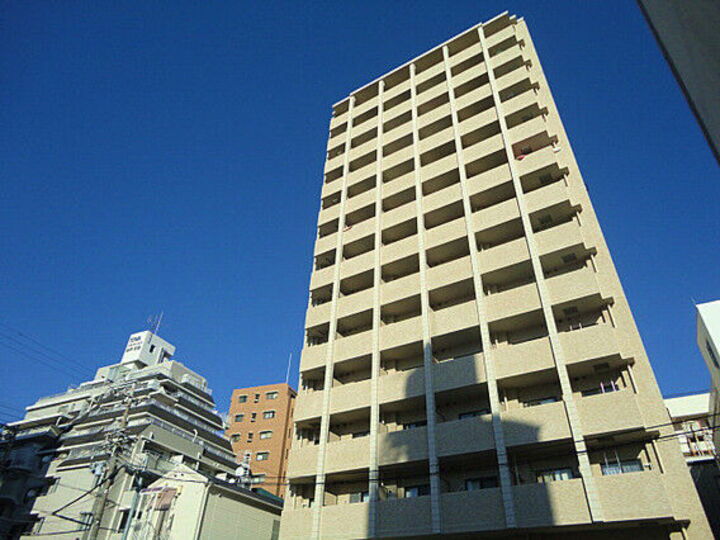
xmin=227 ymin=383 xmax=296 ymax=497
xmin=7 ymin=330 xmax=237 ymax=539
xmin=697 ymin=300 xmax=720 ymax=449
xmin=281 ymin=12 xmax=711 ymax=539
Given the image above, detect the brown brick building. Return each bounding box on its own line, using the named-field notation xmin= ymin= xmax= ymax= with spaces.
xmin=227 ymin=383 xmax=296 ymax=497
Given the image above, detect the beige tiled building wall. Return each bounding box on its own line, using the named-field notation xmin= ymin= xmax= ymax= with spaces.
xmin=281 ymin=12 xmax=711 ymax=539
xmin=227 ymin=383 xmax=296 ymax=497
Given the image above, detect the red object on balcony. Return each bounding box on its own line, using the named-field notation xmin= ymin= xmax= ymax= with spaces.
xmin=517 ymin=154 xmax=526 ymax=161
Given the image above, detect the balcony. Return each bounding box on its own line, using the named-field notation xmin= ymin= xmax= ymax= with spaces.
xmin=341 ymin=250 xmax=374 ymax=279
xmin=287 ymin=445 xmax=318 ymax=478
xmin=449 ymin=42 xmax=483 ymax=72
xmin=335 ymin=330 xmax=373 ymax=363
xmin=336 ymin=288 xmax=373 ymax=320
xmin=596 ymin=471 xmax=673 ymax=522
xmin=524 ymin=177 xmax=572 ymax=214
xmin=559 ymin=324 xmax=620 ymax=366
xmin=381 ymin=235 xmax=418 ymax=267
xmin=546 ymin=264 xmax=600 ymax=307
xmin=321 ymin=502 xmax=371 ymax=538
xmin=383 ymin=170 xmax=415 ymax=199
xmin=280 ymin=509 xmax=313 ymax=539
xmin=463 ymin=133 xmax=505 ymax=165
xmin=432 ymin=300 xmax=478 ymax=337
xmin=472 ymin=197 xmax=520 ymax=235
xmin=425 ymin=217 xmax=467 ymax=250
xmin=330 ymin=379 xmax=371 ymax=415
xmin=426 ymin=255 xmax=472 ymax=291
xmin=436 ymin=415 xmax=494 ymax=456
xmin=376 ymin=496 xmax=433 ymax=537
xmin=486 ymin=281 xmax=541 ymax=323
xmin=494 ymin=337 xmax=554 ymax=380
xmin=378 ymin=425 xmax=428 ymax=466
xmin=325 ymin=436 xmax=371 ymax=473
xmin=513 ymin=478 xmax=591 ymax=528
xmin=380 ymin=315 xmax=422 ymax=351
xmin=379 ymin=366 xmax=425 ymax=404
xmin=383 ymin=200 xmax=416 ymax=231
xmin=440 ymin=488 xmax=505 ymax=533
xmin=434 ymin=353 xmax=486 ymax=392
xmin=485 ymin=22 xmax=515 ymax=50
xmin=577 ymin=390 xmax=644 ymax=436
xmin=294 ymin=390 xmax=323 ymax=422
xmin=382 ymin=144 xmax=414 ymax=173
xmin=305 ymin=301 xmax=331 ymax=328
xmin=381 ymin=272 xmax=420 ymax=306
xmin=501 ymin=400 xmax=570 ymax=446
xmin=535 ymin=219 xmax=583 ymax=256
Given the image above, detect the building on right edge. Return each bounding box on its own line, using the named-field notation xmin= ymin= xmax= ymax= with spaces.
xmin=637 ymin=0 xmax=720 ymax=164
xmin=282 ymin=12 xmax=711 ymax=538
xmin=665 ymin=391 xmax=719 ymax=538
xmin=697 ymin=300 xmax=720 ymax=448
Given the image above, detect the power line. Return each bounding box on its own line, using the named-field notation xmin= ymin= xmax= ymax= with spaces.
xmin=0 ymin=339 xmax=87 ymax=381
xmin=0 ymin=331 xmax=92 ymax=378
xmin=0 ymin=321 xmax=95 ymax=375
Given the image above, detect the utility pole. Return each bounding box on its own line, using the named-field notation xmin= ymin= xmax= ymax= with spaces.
xmin=84 ymin=389 xmax=135 ymax=540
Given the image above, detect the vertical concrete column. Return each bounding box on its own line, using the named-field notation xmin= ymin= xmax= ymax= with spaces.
xmin=409 ymin=63 xmax=442 ymax=534
xmin=368 ymin=80 xmax=385 ymax=538
xmin=311 ymin=96 xmax=356 ymax=538
xmin=440 ymin=42 xmax=517 ymax=529
xmin=477 ymin=25 xmax=604 ymax=523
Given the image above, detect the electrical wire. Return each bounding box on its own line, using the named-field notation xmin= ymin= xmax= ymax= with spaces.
xmin=0 ymin=321 xmax=95 ymax=375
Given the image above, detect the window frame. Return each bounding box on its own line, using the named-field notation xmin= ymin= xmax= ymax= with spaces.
xmin=259 ymin=430 xmax=272 ymax=440
xmin=256 ymin=451 xmax=270 ymax=461
xmin=263 ymin=410 xmax=276 ymax=419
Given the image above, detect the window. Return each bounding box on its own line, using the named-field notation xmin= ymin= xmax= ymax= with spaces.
xmin=523 ymin=396 xmax=559 ymax=408
xmin=254 ymin=393 xmax=260 ymax=403
xmin=238 ymin=395 xmax=248 ymax=403
xmin=251 ymin=412 xmax=257 ymax=422
xmin=465 ymin=476 xmax=499 ymax=491
xmin=263 ymin=410 xmax=276 ymax=419
xmin=601 ymin=459 xmax=643 ymax=476
xmin=352 ymin=430 xmax=370 ymax=438
xmin=117 ymin=510 xmax=130 ymax=533
xmin=581 ymin=380 xmax=618 ymax=397
xmin=707 ymin=340 xmax=719 ymax=369
xmin=149 ymin=344 xmax=156 ymax=353
xmin=404 ymin=484 xmax=430 ymax=498
xmin=260 ymin=431 xmax=272 ymax=440
xmin=266 ymin=391 xmax=278 ymax=400
xmin=234 ymin=414 xmax=244 ymax=423
xmin=247 ymin=433 xmax=254 ymax=442
xmin=230 ymin=433 xmax=241 ymax=442
xmin=256 ymin=452 xmax=270 ymax=461
xmin=349 ymin=491 xmax=370 ymax=503
xmin=252 ymin=474 xmax=266 ymax=484
xmin=403 ymin=420 xmax=427 ymax=430
xmin=458 ymin=409 xmax=490 ymax=420
xmin=535 ymin=468 xmax=573 ymax=483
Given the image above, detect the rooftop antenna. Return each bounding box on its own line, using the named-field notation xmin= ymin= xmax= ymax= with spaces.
xmin=285 ymin=353 xmax=293 ymax=385
xmin=147 ymin=311 xmax=164 ymax=335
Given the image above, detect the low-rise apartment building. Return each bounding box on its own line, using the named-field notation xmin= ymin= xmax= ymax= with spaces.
xmin=697 ymin=300 xmax=720 ymax=449
xmin=665 ymin=391 xmax=719 ymax=537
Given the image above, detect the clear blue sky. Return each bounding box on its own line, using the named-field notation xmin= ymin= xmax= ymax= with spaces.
xmin=1 ymin=1 xmax=718 ymax=421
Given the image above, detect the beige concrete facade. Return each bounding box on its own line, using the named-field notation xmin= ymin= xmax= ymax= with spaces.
xmin=282 ymin=12 xmax=712 ymax=539
xmin=227 ymin=383 xmax=296 ymax=497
